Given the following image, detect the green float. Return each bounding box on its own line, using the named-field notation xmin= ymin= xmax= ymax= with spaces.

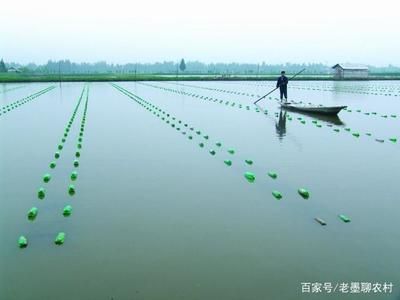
xmin=339 ymin=214 xmax=351 ymax=223
xmin=227 ymin=148 xmax=235 ymax=154
xmin=18 ymin=236 xmax=28 ymax=248
xmin=73 ymin=159 xmax=79 ymax=167
xmin=267 ymin=172 xmax=277 ymax=179
xmin=216 ymin=142 xmax=222 ymax=147
xmin=27 ymin=207 xmax=38 ymax=220
xmin=224 ymin=159 xmax=232 ymax=166
xmin=38 ymin=187 xmax=46 ymax=200
xmin=389 ymin=138 xmax=397 ymax=143
xmin=209 ymin=150 xmax=216 ymax=155
xmin=54 ymin=232 xmax=66 ymax=245
xmin=352 ymin=133 xmax=360 ymax=137
xmin=245 ymin=159 xmax=253 ymax=165
xmin=50 ymin=161 xmax=56 ymax=169
xmin=55 ymin=151 xmax=60 ymax=159
xmin=43 ymin=173 xmax=51 ymax=183
xmin=298 ymin=188 xmax=310 ymax=199
xmin=68 ymin=184 xmax=76 ymax=196
xmin=75 ymin=151 xmax=80 ymax=158
xmin=70 ymin=171 xmax=78 ymax=181
xmin=199 ymin=143 xmax=204 ymax=148
xmin=58 ymin=144 xmax=63 ymax=150
xmin=244 ymin=172 xmax=256 ymax=183
xmin=63 ymin=205 xmax=72 ymax=216
xmin=272 ymin=190 xmax=282 ymax=200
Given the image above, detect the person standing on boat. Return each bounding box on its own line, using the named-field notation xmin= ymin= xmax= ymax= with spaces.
xmin=276 ymin=71 xmax=288 ymax=102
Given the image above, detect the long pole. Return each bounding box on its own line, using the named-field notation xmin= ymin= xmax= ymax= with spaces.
xmin=253 ymin=68 xmax=306 ymax=104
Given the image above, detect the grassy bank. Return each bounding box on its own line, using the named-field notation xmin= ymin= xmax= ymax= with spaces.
xmin=1 ymin=73 xmax=400 ymax=82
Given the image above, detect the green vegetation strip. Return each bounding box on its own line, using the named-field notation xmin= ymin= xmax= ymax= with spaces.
xmin=0 ymin=86 xmax=55 ymax=117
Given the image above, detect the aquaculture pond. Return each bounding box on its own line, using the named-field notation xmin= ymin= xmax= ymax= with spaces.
xmin=0 ymin=81 xmax=399 ymax=300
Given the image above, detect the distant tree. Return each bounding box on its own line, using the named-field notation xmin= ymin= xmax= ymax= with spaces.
xmin=179 ymin=58 xmax=186 ymax=72
xmin=0 ymin=59 xmax=7 ymax=73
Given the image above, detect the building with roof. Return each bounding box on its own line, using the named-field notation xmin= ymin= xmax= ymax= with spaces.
xmin=7 ymin=67 xmax=21 ymax=73
xmin=332 ymin=64 xmax=369 ymax=79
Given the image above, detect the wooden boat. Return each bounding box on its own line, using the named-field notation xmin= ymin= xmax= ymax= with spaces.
xmin=280 ymin=102 xmax=347 ymax=115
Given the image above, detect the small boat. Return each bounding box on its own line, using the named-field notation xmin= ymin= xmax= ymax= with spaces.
xmin=280 ymin=102 xmax=347 ymax=115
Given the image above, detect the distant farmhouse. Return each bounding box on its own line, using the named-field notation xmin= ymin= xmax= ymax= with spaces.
xmin=7 ymin=67 xmax=21 ymax=73
xmin=332 ymin=63 xmax=369 ymax=79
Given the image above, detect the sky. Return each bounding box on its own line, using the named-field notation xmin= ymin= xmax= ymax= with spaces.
xmin=1 ymin=0 xmax=399 ymax=66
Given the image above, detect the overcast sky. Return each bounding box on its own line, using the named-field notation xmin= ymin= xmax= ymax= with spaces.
xmin=1 ymin=0 xmax=399 ymax=66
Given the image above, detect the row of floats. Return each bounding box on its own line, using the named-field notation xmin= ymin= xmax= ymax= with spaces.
xmin=18 ymin=85 xmax=90 ymax=248
xmin=112 ymin=83 xmax=351 ymax=228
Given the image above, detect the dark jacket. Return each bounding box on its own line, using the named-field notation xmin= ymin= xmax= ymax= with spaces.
xmin=276 ymin=75 xmax=288 ymax=89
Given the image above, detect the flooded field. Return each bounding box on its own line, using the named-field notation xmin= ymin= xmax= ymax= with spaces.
xmin=1 ymin=81 xmax=399 ymax=299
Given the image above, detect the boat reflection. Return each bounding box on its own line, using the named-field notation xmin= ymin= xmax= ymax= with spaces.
xmin=292 ymin=111 xmax=345 ymax=125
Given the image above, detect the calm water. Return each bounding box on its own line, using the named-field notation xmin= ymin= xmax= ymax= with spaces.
xmin=1 ymin=81 xmax=399 ymax=300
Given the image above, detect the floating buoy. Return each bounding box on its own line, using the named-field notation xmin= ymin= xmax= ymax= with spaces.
xmin=227 ymin=148 xmax=235 ymax=154
xmin=77 ymin=143 xmax=82 ymax=149
xmin=244 ymin=172 xmax=256 ymax=183
xmin=315 ymin=218 xmax=326 ymax=226
xmin=38 ymin=187 xmax=46 ymax=200
xmin=75 ymin=151 xmax=80 ymax=158
xmin=375 ymin=139 xmax=384 ymax=143
xmin=54 ymin=232 xmax=66 ymax=245
xmin=389 ymin=138 xmax=397 ymax=143
xmin=58 ymin=144 xmax=63 ymax=150
xmin=68 ymin=184 xmax=76 ymax=196
xmin=224 ymin=159 xmax=232 ymax=166
xmin=216 ymin=142 xmax=222 ymax=147
xmin=50 ymin=161 xmax=56 ymax=169
xmin=27 ymin=207 xmax=38 ymax=220
xmin=63 ymin=205 xmax=72 ymax=216
xmin=298 ymin=188 xmax=310 ymax=199
xmin=366 ymin=133 xmax=372 ymax=136
xmin=55 ymin=151 xmax=60 ymax=159
xmin=345 ymin=128 xmax=351 ymax=131
xmin=43 ymin=173 xmax=51 ymax=183
xmin=339 ymin=214 xmax=351 ymax=223
xmin=334 ymin=129 xmax=340 ymax=132
xmin=73 ymin=159 xmax=79 ymax=167
xmin=203 ymin=135 xmax=209 ymax=140
xmin=199 ymin=143 xmax=204 ymax=148
xmin=188 ymin=135 xmax=193 ymax=140
xmin=352 ymin=132 xmax=360 ymax=138
xmin=209 ymin=149 xmax=216 ymax=155
xmin=272 ymin=190 xmax=282 ymax=200
xmin=245 ymin=159 xmax=253 ymax=165
xmin=18 ymin=236 xmax=28 ymax=248
xmin=267 ymin=171 xmax=277 ymax=179
xmin=70 ymin=171 xmax=78 ymax=181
